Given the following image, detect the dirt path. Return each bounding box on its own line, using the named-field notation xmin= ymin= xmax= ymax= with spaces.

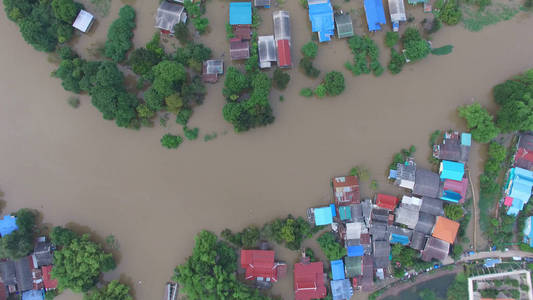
xmin=468 ymin=167 xmax=478 ymax=251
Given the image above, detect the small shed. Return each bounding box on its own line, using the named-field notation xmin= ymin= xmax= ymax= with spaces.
xmin=388 ymin=0 xmax=406 ymax=31
xmin=258 ymin=35 xmax=277 ymax=69
xmin=276 ymin=39 xmax=292 ymax=68
xmin=375 ymin=194 xmax=399 ymax=210
xmin=334 ymin=14 xmax=354 ymax=38
xmin=330 ymin=279 xmax=353 ymax=300
xmin=202 ymin=60 xmax=224 ymax=83
xmin=254 ymin=0 xmax=271 ymax=6
xmin=0 ymin=215 xmax=18 ymax=236
xmin=229 ymin=38 xmax=250 ymax=60
xmin=230 ymin=2 xmax=252 ymax=25
xmin=72 ymin=10 xmax=94 ymax=33
xmin=155 ymin=2 xmax=187 ymax=34
xmin=440 ymin=161 xmax=465 ymax=181
xmin=233 ymin=25 xmax=252 ymax=40
xmin=331 ymin=260 xmax=345 ymax=280
xmin=364 ymin=0 xmax=387 ymax=31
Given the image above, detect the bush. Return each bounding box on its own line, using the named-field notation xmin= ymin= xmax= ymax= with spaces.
xmin=273 ymin=69 xmax=290 ymax=90
xmin=444 ymin=204 xmax=464 ymax=220
xmin=299 ymin=57 xmax=321 ymax=78
xmin=173 ymin=23 xmax=191 ymax=44
xmin=388 ymin=48 xmax=406 ymax=74
xmin=183 ymin=127 xmax=199 ymax=141
xmin=317 ymin=232 xmax=347 ymax=260
xmin=314 ymin=84 xmax=326 ymax=98
xmin=323 ymin=71 xmax=345 ymax=96
xmin=438 ymin=0 xmax=462 ymax=25
xmin=402 ymin=28 xmax=430 ymax=62
xmin=104 ymin=5 xmax=136 ymax=63
xmin=68 ymin=96 xmax=80 ymax=108
xmin=160 ymin=134 xmax=183 ymax=149
xmin=192 ymin=17 xmax=209 ymax=34
xmin=385 ymin=32 xmax=399 ymax=48
xmin=262 ymin=215 xmax=321 ymax=250
xmin=300 ymin=88 xmax=314 ymax=97
xmin=176 ymin=108 xmax=193 ymax=125
xmin=458 ymin=103 xmax=499 ymax=143
xmin=346 ymin=35 xmax=383 ymax=77
xmin=301 ymin=41 xmax=318 ymax=58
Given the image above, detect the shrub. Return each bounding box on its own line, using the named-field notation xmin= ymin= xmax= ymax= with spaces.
xmin=273 ymin=69 xmax=290 ymax=90
xmin=300 ymin=88 xmax=314 ymax=97
xmin=104 ymin=5 xmax=136 ymax=63
xmin=299 ymin=57 xmax=321 ymax=78
xmin=388 ymin=48 xmax=406 ymax=74
xmin=402 ymin=28 xmax=430 ymax=62
xmin=68 ymin=96 xmax=80 ymax=108
xmin=176 ymin=108 xmax=193 ymax=126
xmin=323 ymin=71 xmax=345 ymax=96
xmin=438 ymin=0 xmax=462 ymax=25
xmin=301 ymin=41 xmax=318 ymax=58
xmin=317 ymin=232 xmax=347 ymax=260
xmin=385 ymin=32 xmax=399 ymax=48
xmin=314 ymin=84 xmax=326 ymax=98
xmin=458 ymin=103 xmax=499 ymax=143
xmin=160 ymin=134 xmax=183 ymax=149
xmin=183 ymin=127 xmax=199 ymax=141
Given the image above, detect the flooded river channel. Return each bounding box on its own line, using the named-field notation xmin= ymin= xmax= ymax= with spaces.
xmin=1 ymin=0 xmax=533 ymax=299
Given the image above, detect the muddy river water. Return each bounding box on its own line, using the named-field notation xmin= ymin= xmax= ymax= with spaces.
xmin=1 ymin=0 xmax=533 ymax=298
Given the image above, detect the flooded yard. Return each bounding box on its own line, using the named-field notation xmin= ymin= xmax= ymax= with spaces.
xmin=0 ymin=0 xmax=533 ymax=299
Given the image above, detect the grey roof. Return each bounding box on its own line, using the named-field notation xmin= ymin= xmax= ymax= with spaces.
xmin=362 ymin=200 xmax=372 ymax=225
xmin=371 ymin=208 xmax=389 ymax=223
xmin=351 ymin=204 xmax=364 ymax=222
xmin=394 ymin=204 xmax=419 ymax=229
xmin=413 ymin=168 xmax=440 ymax=198
xmin=334 ymin=14 xmax=354 ymax=38
xmin=258 ymin=35 xmax=277 ymax=68
xmin=373 ymin=241 xmax=390 ymax=268
xmin=204 ymin=60 xmax=223 ymax=75
xmin=15 ymin=257 xmax=33 ymax=292
xmin=155 ymin=2 xmax=186 ymax=33
xmin=0 ymin=260 xmax=16 ymax=285
xmin=273 ymin=10 xmax=291 ymax=41
xmin=34 ymin=241 xmax=53 ymax=266
xmin=370 ymin=222 xmax=389 ymax=241
xmin=410 ymin=230 xmax=427 ymax=250
xmin=419 ymin=197 xmax=444 ymax=216
xmin=519 ymin=133 xmax=533 ymax=151
xmin=438 ymin=142 xmax=470 ymax=162
xmin=254 ymin=0 xmax=271 ymax=6
xmin=361 ymin=256 xmax=374 ymax=291
xmin=395 ymin=163 xmax=416 ymax=187
xmin=330 ymin=279 xmax=353 ymax=300
xmin=421 ymin=237 xmax=450 ymax=262
xmin=415 ymin=212 xmax=435 ymax=235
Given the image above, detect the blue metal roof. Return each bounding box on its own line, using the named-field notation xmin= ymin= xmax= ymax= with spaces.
xmin=390 ymin=233 xmax=410 ymax=245
xmin=483 ymin=258 xmax=501 ymax=268
xmin=461 ymin=133 xmax=472 ymax=146
xmin=22 ymin=290 xmax=45 ymax=300
xmin=314 ymin=206 xmax=333 ymax=226
xmin=347 ymin=245 xmax=364 ymax=257
xmin=330 ymin=279 xmax=353 ymax=300
xmin=0 ymin=215 xmax=18 ymax=236
xmin=330 ymin=203 xmax=337 ymax=217
xmin=389 ymin=169 xmax=397 ymax=179
xmin=440 ymin=160 xmax=464 ymax=181
xmin=308 ymin=0 xmax=334 ymax=42
xmin=441 ymin=190 xmax=461 ymax=203
xmin=524 ymin=216 xmax=533 ymax=247
xmin=508 ymin=167 xmax=533 ymax=205
xmin=364 ymin=0 xmax=386 ymax=31
xmin=331 ymin=260 xmax=345 ymax=280
xmin=229 ymin=2 xmax=252 ymax=25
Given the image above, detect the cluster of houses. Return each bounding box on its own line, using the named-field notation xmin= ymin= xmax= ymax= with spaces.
xmin=306 ymin=0 xmax=354 ymax=42
xmin=0 ymin=216 xmax=57 ymax=300
xmin=505 ymin=133 xmax=533 ymax=217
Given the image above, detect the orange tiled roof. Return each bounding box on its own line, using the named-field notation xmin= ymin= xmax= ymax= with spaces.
xmin=432 ymin=216 xmax=460 ymax=244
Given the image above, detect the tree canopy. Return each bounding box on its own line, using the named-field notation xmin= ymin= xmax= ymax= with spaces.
xmin=261 ymin=215 xmax=320 ymax=250
xmin=317 ymin=232 xmax=347 ymax=261
xmin=51 ymin=0 xmax=82 ymax=23
xmin=301 ymin=41 xmax=318 ymax=59
xmin=401 ymin=28 xmax=431 ymax=62
xmin=493 ymin=69 xmax=533 ymax=132
xmin=84 ymin=280 xmax=132 ymax=300
xmin=0 ymin=209 xmax=37 ymax=260
xmin=104 ymin=5 xmax=136 ymax=63
xmin=323 ymin=71 xmax=345 ymax=96
xmin=161 ymin=133 xmax=183 ymax=149
xmin=52 ymin=231 xmax=116 ymax=293
xmin=444 ymin=204 xmax=464 ymax=221
xmin=272 ymin=69 xmax=290 ymax=90
xmin=458 ymin=103 xmax=499 ymax=143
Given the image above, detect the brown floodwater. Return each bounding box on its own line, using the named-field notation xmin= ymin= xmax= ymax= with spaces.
xmin=1 ymin=0 xmax=533 ymax=298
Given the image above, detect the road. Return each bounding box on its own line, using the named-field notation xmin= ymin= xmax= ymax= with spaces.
xmin=458 ymin=250 xmax=533 ymax=262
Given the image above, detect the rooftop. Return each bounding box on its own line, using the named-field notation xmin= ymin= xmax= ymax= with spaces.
xmin=229 ymin=2 xmax=252 ymax=25
xmin=415 ymin=212 xmax=436 ymax=235
xmin=375 ymin=194 xmax=399 ymax=211
xmin=308 ymin=0 xmax=335 ymax=42
xmin=72 ymin=10 xmax=94 ymax=33
xmin=419 ymin=197 xmax=444 ymax=216
xmin=421 ymin=236 xmax=450 ymax=262
xmin=440 ymin=161 xmax=465 ymax=181
xmin=432 ymin=216 xmax=460 ymax=244
xmin=344 ymin=256 xmax=362 ymax=277
xmin=334 ymin=13 xmax=354 ymax=39
xmin=155 ymin=2 xmax=186 ymax=33
xmin=0 ymin=215 xmax=18 ymax=236
xmin=294 ymin=261 xmax=326 ymax=300
xmin=331 ymin=259 xmax=345 ymax=281
xmin=42 ymin=265 xmax=58 ymax=290
xmin=332 ymin=176 xmax=360 ymax=205
xmin=240 ymin=250 xmax=279 ymax=282
xmin=313 ymin=206 xmax=334 ymax=226
xmin=414 ymin=168 xmax=440 ymax=198
xmin=364 ymin=0 xmax=386 ymax=31
xmin=330 ymin=279 xmax=353 ymax=300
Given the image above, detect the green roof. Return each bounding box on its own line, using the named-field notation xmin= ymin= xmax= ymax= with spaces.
xmin=339 ymin=206 xmax=352 ymax=221
xmin=335 ymin=14 xmax=354 ymax=39
xmin=344 ymin=256 xmax=362 ymax=277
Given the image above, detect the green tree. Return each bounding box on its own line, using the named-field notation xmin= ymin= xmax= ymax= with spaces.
xmin=299 ymin=57 xmax=321 ymax=78
xmin=50 ymin=226 xmax=78 ymax=247
xmin=222 ymin=67 xmax=249 ymax=100
xmin=160 ymin=134 xmax=183 ymax=149
xmin=438 ymin=0 xmax=462 ymax=25
xmin=385 ymin=31 xmax=399 ymax=48
xmin=84 ymin=280 xmax=132 ymax=300
xmin=52 ymin=0 xmax=82 ymax=23
xmin=104 ymin=5 xmax=136 ymax=63
xmin=419 ymin=289 xmax=437 ymax=300
xmin=314 ymin=84 xmax=326 ymax=98
xmin=317 ymin=232 xmax=347 ymax=261
xmin=301 ymin=41 xmax=318 ymax=59
xmin=388 ymin=48 xmax=406 ymax=74
xmin=447 ymin=272 xmax=468 ymax=300
xmin=192 ymin=17 xmax=209 ymax=34
xmin=402 ymin=28 xmax=430 ymax=62
xmin=174 ymin=22 xmax=191 ymax=44
xmin=128 ymin=48 xmax=162 ymax=76
xmin=300 ymin=88 xmax=314 ymax=97
xmin=458 ymin=103 xmax=499 ymax=143
xmin=323 ymin=71 xmax=345 ymax=96
xmin=273 ymin=69 xmax=290 ymax=90
xmin=165 ymin=93 xmax=183 ymax=114
xmin=176 ymin=108 xmax=193 ymax=126
xmin=496 ymin=94 xmax=533 ymax=132
xmin=0 ymin=209 xmax=37 ymax=260
xmin=183 ymin=127 xmax=199 ymax=141
xmin=52 ymin=234 xmax=116 ymax=292
xmin=444 ymin=204 xmax=464 ymax=220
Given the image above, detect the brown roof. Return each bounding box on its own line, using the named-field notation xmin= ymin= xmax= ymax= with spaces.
xmin=432 ymin=216 xmax=460 ymax=244
xmin=233 ymin=25 xmax=251 ymax=40
xmin=421 ymin=236 xmax=450 ymax=262
xmin=332 ymin=176 xmax=360 ymax=205
xmin=229 ymin=38 xmax=250 ymax=60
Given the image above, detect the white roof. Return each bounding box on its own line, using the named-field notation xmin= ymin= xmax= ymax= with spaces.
xmin=72 ymin=10 xmax=94 ymax=33
xmin=388 ymin=0 xmax=406 ymax=23
xmin=399 ymin=179 xmax=415 ymax=190
xmin=345 ymin=222 xmax=362 ymax=240
xmin=258 ymin=35 xmax=277 ymax=69
xmin=401 ymin=195 xmax=422 ymax=206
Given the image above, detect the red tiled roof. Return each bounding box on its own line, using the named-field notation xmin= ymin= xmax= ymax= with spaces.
xmin=515 ymin=147 xmax=533 ymax=170
xmin=432 ymin=216 xmax=460 ymax=244
xmin=276 ymin=39 xmax=291 ymax=68
xmin=333 ymin=176 xmax=360 ymax=205
xmin=443 ymin=177 xmax=469 ymax=203
xmin=504 ymin=196 xmax=514 ymax=207
xmin=376 ymin=194 xmax=399 ymax=210
xmin=240 ymin=250 xmax=278 ymax=282
xmin=294 ymin=262 xmax=326 ymax=300
xmin=42 ymin=265 xmax=58 ymax=290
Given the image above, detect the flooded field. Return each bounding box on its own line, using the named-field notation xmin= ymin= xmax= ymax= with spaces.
xmin=1 ymin=0 xmax=533 ymax=299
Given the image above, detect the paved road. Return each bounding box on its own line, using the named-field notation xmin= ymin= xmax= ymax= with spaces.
xmin=458 ymin=250 xmax=533 ymax=262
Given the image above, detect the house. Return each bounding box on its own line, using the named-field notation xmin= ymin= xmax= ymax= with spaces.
xmin=514 ymin=133 xmax=533 ymax=170
xmin=421 ymin=236 xmax=450 ymax=262
xmin=344 ymin=256 xmax=362 ymax=277
xmin=311 ymin=205 xmax=334 ymax=226
xmin=410 ymin=230 xmax=427 ymax=250
xmin=273 ymin=11 xmax=292 ymax=68
xmin=229 ymin=2 xmax=252 ymax=25
xmin=293 ymin=261 xmax=327 ymax=300
xmin=371 ymin=208 xmax=389 ymax=223
xmin=440 ymin=177 xmax=469 ymax=203
xmin=254 ymin=0 xmax=271 ymax=7
xmin=505 ymin=167 xmax=533 ymax=216
xmin=307 ymin=0 xmax=335 ymax=42
xmin=202 ymin=60 xmax=224 ymax=83
xmin=240 ymin=250 xmax=281 ymax=283
xmin=432 ymin=216 xmax=459 ymax=244
xmin=360 ymin=256 xmax=374 ymax=291
xmin=334 ymin=14 xmax=354 ymax=38
xmin=419 ymin=197 xmax=444 ymax=216
xmin=33 ymin=241 xmax=53 ymax=267
xmin=155 ymin=2 xmax=187 ymax=34
xmin=351 ymin=203 xmax=364 ymax=222
xmin=42 ymin=265 xmax=58 ymax=290
xmin=229 ymin=38 xmax=250 ymax=60
xmin=373 ymin=240 xmax=390 ymax=269
xmin=0 ymin=215 xmax=18 ymax=236
xmin=21 ymin=290 xmax=44 ymax=300
xmin=524 ymin=216 xmax=533 ymax=247
xmin=0 ymin=260 xmax=16 ymax=289
xmin=440 ymin=161 xmax=465 ymax=181
xmin=394 ymin=162 xmax=416 ymax=190
xmin=364 ymin=0 xmax=387 ymax=31
xmin=370 ymin=221 xmax=389 ymax=241
xmin=332 ymin=176 xmax=360 ymax=206
xmin=330 ymin=279 xmax=353 ymax=300
xmin=233 ymin=25 xmax=252 ymax=40
xmin=72 ymin=10 xmax=94 ymax=33
xmin=347 ymin=245 xmax=364 ymax=257
xmin=395 ymin=197 xmax=421 ymax=229
xmin=415 ymin=212 xmax=436 ymax=235
xmin=388 ymin=0 xmax=406 ymax=31
xmin=258 ymin=35 xmax=277 ymax=69
xmin=413 ymin=168 xmax=440 ymax=198
xmin=338 ymin=206 xmax=352 ymax=221
xmin=345 ymin=222 xmax=361 ymax=241
xmin=15 ymin=257 xmax=33 ymax=292
xmin=389 ymin=226 xmax=412 ymax=245
xmin=331 ymin=260 xmax=345 ymax=280
xmin=375 ymin=194 xmax=399 ymax=211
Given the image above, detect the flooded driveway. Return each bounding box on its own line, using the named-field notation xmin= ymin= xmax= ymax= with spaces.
xmin=0 ymin=0 xmax=533 ymax=298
